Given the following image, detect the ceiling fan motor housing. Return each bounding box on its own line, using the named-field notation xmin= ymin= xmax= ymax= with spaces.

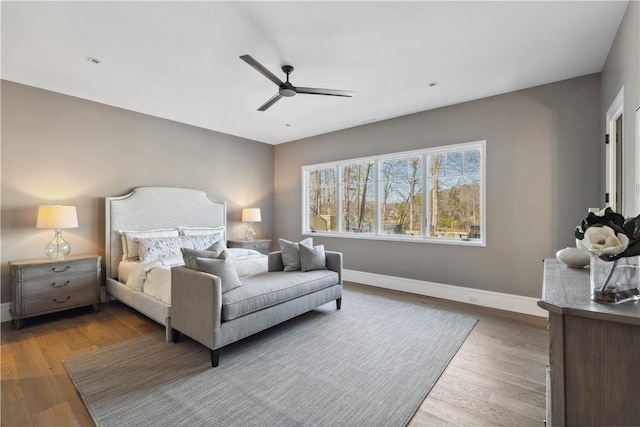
xmin=280 ymin=65 xmax=296 ymax=97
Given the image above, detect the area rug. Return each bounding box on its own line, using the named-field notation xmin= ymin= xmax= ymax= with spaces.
xmin=64 ymin=288 xmax=477 ymax=427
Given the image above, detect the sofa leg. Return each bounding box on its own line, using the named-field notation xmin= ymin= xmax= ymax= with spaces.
xmin=171 ymin=328 xmax=181 ymax=343
xmin=336 ymin=298 xmax=342 ymax=310
xmin=211 ymin=349 xmax=220 ymax=367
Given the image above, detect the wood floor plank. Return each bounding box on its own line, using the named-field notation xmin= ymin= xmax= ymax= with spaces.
xmin=444 ymin=363 xmax=546 ymax=408
xmin=1 ymin=284 xmax=548 ymax=427
xmin=30 ymin=401 xmax=82 ymax=427
xmin=426 ymin=382 xmax=542 ymax=426
xmin=489 ymin=388 xmax=547 ymax=423
xmin=407 ymin=407 xmax=449 ymax=426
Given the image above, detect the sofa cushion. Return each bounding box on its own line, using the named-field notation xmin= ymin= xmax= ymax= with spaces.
xmin=279 ymin=238 xmax=313 ymax=271
xmin=221 ymin=270 xmax=339 ymax=321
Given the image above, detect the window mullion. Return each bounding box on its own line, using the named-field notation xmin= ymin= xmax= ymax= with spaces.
xmin=423 ymin=153 xmax=429 ymax=237
xmin=336 ymin=165 xmax=343 ymax=233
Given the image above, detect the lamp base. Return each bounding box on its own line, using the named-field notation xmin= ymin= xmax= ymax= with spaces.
xmin=45 ymin=229 xmax=71 ymax=260
xmin=245 ymin=224 xmax=257 ymax=241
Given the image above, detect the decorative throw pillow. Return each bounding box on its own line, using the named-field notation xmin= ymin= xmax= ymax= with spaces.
xmin=134 ymin=235 xmax=183 ymax=262
xmin=186 ymin=233 xmax=221 ymax=250
xmin=196 ymin=251 xmax=243 ymax=293
xmin=181 ymin=241 xmax=226 ymax=269
xmin=120 ymin=228 xmax=180 ymax=260
xmin=279 ymin=238 xmax=313 ymax=272
xmin=299 ymin=244 xmax=327 ymax=272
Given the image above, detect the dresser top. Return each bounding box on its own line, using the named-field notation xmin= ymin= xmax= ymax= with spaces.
xmin=9 ymin=254 xmax=101 ymax=267
xmin=539 ymin=258 xmax=640 ymax=326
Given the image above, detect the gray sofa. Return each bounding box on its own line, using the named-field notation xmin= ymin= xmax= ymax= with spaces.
xmin=170 ymin=250 xmax=343 ymax=367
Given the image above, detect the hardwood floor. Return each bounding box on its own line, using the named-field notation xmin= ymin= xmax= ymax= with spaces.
xmin=1 ymin=282 xmax=548 ymax=426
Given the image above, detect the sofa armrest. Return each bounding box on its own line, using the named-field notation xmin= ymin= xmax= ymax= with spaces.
xmin=267 ymin=251 xmax=285 ymax=272
xmin=171 ymin=266 xmax=222 ymax=349
xmin=325 ymin=251 xmax=343 ymax=285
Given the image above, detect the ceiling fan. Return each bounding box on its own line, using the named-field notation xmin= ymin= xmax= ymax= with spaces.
xmin=240 ymin=55 xmax=353 ymax=111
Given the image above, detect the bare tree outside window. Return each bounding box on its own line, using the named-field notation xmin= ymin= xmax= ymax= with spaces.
xmin=380 ymin=157 xmax=422 ymax=235
xmin=307 ymin=167 xmax=337 ymax=232
xmin=427 ymin=149 xmax=481 ymax=239
xmin=342 ymin=162 xmax=375 ymax=232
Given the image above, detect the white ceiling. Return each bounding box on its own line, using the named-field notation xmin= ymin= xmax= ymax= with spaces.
xmin=1 ymin=1 xmax=628 ymax=145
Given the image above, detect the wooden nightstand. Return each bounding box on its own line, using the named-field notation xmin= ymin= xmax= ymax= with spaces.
xmin=10 ymin=254 xmax=102 ymax=329
xmin=227 ymin=239 xmax=271 ymax=255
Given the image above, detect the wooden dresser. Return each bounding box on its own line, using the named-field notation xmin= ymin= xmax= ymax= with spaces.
xmin=538 ymin=259 xmax=640 ymax=426
xmin=10 ymin=254 xmax=102 ymax=328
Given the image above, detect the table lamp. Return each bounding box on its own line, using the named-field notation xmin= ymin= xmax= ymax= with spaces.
xmin=36 ymin=205 xmax=78 ymax=259
xmin=242 ymin=208 xmax=261 ymax=241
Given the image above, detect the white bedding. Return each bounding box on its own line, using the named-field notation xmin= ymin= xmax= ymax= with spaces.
xmin=118 ymin=248 xmax=267 ymax=304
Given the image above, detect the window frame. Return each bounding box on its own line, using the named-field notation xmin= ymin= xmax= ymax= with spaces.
xmin=301 ymin=140 xmax=486 ymax=247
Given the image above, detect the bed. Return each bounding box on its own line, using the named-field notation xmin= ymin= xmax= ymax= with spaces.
xmin=105 ymin=187 xmax=260 ymax=341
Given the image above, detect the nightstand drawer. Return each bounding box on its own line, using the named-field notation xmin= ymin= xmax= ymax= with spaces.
xmin=246 ymin=242 xmax=269 ymax=252
xmin=22 ymin=287 xmax=98 ymax=315
xmin=21 ymin=272 xmax=98 ymax=297
xmin=227 ymin=239 xmax=271 ymax=255
xmin=14 ymin=258 xmax=97 ymax=279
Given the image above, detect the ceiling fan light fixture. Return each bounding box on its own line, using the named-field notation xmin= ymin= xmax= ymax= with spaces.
xmin=279 ymin=87 xmax=296 ymax=97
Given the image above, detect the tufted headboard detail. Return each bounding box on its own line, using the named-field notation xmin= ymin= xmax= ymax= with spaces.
xmin=105 ymin=187 xmax=226 ymax=279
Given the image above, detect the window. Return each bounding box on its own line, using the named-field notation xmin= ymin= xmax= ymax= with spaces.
xmin=380 ymin=156 xmax=423 ymax=236
xmin=302 ymin=140 xmax=485 ymax=244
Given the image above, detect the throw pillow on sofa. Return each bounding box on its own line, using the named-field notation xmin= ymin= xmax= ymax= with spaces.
xmin=299 ymin=244 xmax=327 ymax=272
xmin=182 ymin=241 xmax=226 ymax=269
xmin=279 ymin=238 xmax=313 ymax=271
xmin=196 ymin=250 xmax=243 ymax=293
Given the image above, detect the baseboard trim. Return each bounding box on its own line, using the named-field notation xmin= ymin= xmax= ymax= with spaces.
xmin=1 ymin=302 xmax=12 ymax=323
xmin=2 ymin=276 xmax=545 ymax=322
xmin=343 ymin=269 xmax=546 ymax=317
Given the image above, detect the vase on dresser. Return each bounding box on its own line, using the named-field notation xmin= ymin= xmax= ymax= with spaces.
xmin=590 ymin=255 xmax=640 ymax=303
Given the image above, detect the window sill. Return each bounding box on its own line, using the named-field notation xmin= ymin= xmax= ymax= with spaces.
xmin=302 ymin=231 xmax=485 ymax=247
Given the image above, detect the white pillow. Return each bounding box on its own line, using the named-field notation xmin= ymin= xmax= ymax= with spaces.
xmin=120 ymin=228 xmax=180 ymax=261
xmin=180 ymin=226 xmax=225 ymax=237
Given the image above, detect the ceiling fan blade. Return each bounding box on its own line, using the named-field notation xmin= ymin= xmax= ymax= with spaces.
xmin=257 ymin=93 xmax=283 ymax=111
xmin=296 ymin=87 xmax=353 ymax=97
xmin=240 ymin=55 xmax=284 ymax=87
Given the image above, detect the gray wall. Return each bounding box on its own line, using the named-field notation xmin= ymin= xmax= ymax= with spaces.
xmin=1 ymin=81 xmax=274 ymax=303
xmin=274 ymin=75 xmax=601 ymax=298
xmin=601 ymin=0 xmax=639 ymax=217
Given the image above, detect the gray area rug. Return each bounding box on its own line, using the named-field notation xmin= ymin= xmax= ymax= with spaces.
xmin=64 ymin=288 xmax=477 ymax=427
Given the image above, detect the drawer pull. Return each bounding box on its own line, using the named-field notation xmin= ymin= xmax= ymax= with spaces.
xmin=52 ymin=266 xmax=71 ymax=273
xmin=53 ymin=296 xmax=71 ymax=304
xmin=51 ymin=281 xmax=71 ymax=288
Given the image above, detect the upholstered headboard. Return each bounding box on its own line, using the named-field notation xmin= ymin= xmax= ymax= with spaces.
xmin=105 ymin=187 xmax=226 ymax=279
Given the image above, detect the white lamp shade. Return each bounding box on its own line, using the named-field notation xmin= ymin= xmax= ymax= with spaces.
xmin=36 ymin=205 xmax=78 ymax=229
xmin=242 ymin=208 xmax=261 ymax=222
